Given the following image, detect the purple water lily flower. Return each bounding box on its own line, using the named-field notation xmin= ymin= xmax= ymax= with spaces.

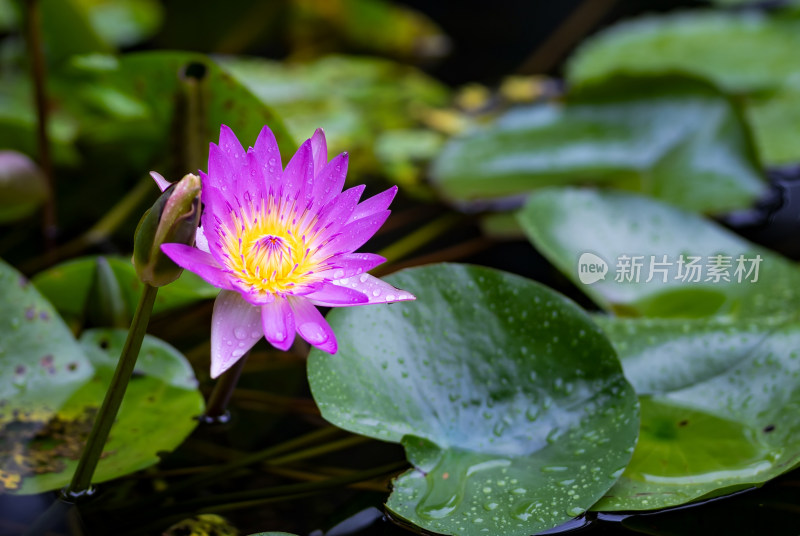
xmin=161 ymin=125 xmax=415 ymax=377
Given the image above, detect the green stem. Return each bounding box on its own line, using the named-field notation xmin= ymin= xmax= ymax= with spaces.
xmin=24 ymin=0 xmax=57 ymax=253
xmin=64 ymin=284 xmax=159 ymax=497
xmin=376 ymin=213 xmax=461 ymax=265
xmin=266 ymin=435 xmax=370 ymax=466
xmin=201 ymin=351 xmax=248 ymax=423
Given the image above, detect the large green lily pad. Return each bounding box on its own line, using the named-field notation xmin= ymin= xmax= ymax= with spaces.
xmin=517 ymin=187 xmax=800 ymax=320
xmin=32 ymin=255 xmax=218 ymax=326
xmin=566 ymin=11 xmax=800 ymax=165
xmin=308 ymin=264 xmax=639 ymax=536
xmin=430 ymin=77 xmax=765 ymax=213
xmin=593 ymin=316 xmax=800 ymax=510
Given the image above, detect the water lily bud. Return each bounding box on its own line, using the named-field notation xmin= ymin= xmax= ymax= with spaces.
xmin=0 ymin=150 xmax=48 ymax=223
xmin=133 ymin=173 xmax=201 ymax=287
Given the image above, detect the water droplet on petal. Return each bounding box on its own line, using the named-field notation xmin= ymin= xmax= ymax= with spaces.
xmin=234 ymin=327 xmax=248 ymax=340
xmin=386 ymin=294 xmax=395 ymax=301
xmin=333 ymin=269 xmax=345 ymax=279
xmin=359 ymin=274 xmax=368 ymax=283
xmin=372 ymin=289 xmax=380 ymax=297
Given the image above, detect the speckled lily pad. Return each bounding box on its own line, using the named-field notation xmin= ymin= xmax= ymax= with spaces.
xmin=594 ymin=316 xmax=800 ymax=511
xmin=0 ymin=258 xmax=203 ymax=493
xmin=308 ymin=264 xmax=639 ymax=536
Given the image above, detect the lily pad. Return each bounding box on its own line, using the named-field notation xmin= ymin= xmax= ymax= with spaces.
xmin=0 ymin=258 xmax=203 ymax=493
xmin=59 ymin=51 xmax=295 ymax=176
xmin=516 ymin=187 xmax=800 ymax=319
xmin=747 ymin=84 xmax=800 ymax=165
xmin=593 ymin=316 xmax=800 ymax=510
xmin=8 ymin=328 xmax=203 ymax=494
xmin=32 ymin=255 xmax=219 ymax=325
xmin=567 ymin=11 xmax=800 ymax=93
xmin=218 ymin=55 xmax=449 ymax=182
xmin=566 ymin=11 xmax=800 ymax=165
xmin=0 ymin=257 xmax=92 ymax=429
xmin=308 ymin=264 xmax=639 ymax=536
xmin=430 ymin=77 xmax=765 ymax=214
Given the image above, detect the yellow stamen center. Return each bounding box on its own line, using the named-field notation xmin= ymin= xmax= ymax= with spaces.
xmin=219 ymin=195 xmax=326 ymax=296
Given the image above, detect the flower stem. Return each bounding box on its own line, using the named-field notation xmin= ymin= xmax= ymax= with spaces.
xmin=24 ymin=0 xmax=57 ymax=253
xmin=200 ymin=351 xmax=249 ymax=423
xmin=64 ymin=284 xmax=159 ymax=498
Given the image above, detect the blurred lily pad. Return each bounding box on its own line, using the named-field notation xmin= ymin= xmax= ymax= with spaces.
xmin=594 ymin=316 xmax=800 ymax=510
xmin=517 ymin=187 xmax=800 ymax=319
xmin=566 ymin=11 xmax=800 ymax=165
xmin=76 ymin=0 xmax=164 ymax=47
xmin=308 ymin=264 xmax=639 ymax=536
xmin=218 ymin=55 xmax=449 ymax=181
xmin=32 ymin=255 xmax=219 ymax=326
xmin=431 ymin=77 xmax=765 ymax=213
xmin=40 ymin=0 xmax=113 ymax=66
xmin=568 ymin=11 xmax=800 ymax=92
xmin=59 ymin=51 xmax=295 ymax=177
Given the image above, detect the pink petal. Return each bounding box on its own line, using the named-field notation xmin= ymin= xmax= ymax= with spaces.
xmin=316 ymin=252 xmax=386 ymax=279
xmin=314 ymin=184 xmax=365 ymax=239
xmin=311 ymin=153 xmax=348 ymax=210
xmin=195 ymin=226 xmax=210 ymax=253
xmin=305 ymin=282 xmax=368 ymax=306
xmin=282 ymin=139 xmax=313 ymax=202
xmin=349 ymin=185 xmax=398 ymax=223
xmin=310 ymin=128 xmax=328 ymax=177
xmin=150 ymin=171 xmax=171 ymax=192
xmin=210 ymin=290 xmax=263 ymax=378
xmin=160 ymin=243 xmax=233 ymax=290
xmin=207 ymin=142 xmax=240 ymax=191
xmin=332 ymin=273 xmax=416 ymax=305
xmin=261 ymin=297 xmax=295 ymax=351
xmin=319 ymin=210 xmax=390 ymax=257
xmin=290 ymin=297 xmax=337 ymax=353
xmin=218 ymin=124 xmax=246 ymax=161
xmin=253 ymin=125 xmax=282 ymax=172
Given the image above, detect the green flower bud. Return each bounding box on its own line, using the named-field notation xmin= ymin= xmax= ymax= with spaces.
xmin=133 ymin=173 xmax=201 ymax=287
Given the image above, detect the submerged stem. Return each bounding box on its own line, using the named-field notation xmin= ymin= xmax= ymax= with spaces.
xmin=201 ymin=351 xmax=249 ymax=423
xmin=154 ymin=460 xmax=406 ymax=514
xmin=64 ymin=284 xmax=159 ymax=497
xmin=117 ymin=426 xmax=343 ymax=510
